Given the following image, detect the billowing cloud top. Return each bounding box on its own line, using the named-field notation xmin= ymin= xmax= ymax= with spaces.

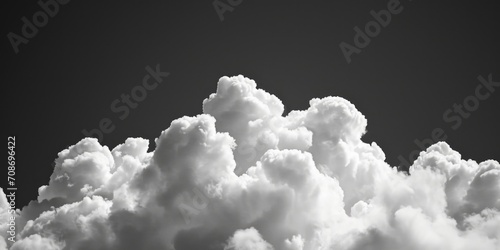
xmin=1 ymin=75 xmax=499 ymax=250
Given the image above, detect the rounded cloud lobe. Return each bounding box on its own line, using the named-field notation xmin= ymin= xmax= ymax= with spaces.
xmin=1 ymin=75 xmax=499 ymax=250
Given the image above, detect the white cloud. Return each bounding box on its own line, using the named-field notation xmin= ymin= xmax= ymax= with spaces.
xmin=224 ymin=227 xmax=274 ymax=250
xmin=10 ymin=234 xmax=64 ymax=250
xmin=1 ymin=75 xmax=499 ymax=249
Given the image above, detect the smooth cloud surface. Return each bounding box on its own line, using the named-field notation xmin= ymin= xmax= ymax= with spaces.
xmin=1 ymin=75 xmax=499 ymax=250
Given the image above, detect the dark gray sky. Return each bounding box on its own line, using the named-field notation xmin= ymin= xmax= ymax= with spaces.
xmin=3 ymin=0 xmax=499 ymax=208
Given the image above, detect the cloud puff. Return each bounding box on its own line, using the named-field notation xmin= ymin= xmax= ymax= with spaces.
xmin=1 ymin=75 xmax=499 ymax=250
xmin=224 ymin=227 xmax=273 ymax=250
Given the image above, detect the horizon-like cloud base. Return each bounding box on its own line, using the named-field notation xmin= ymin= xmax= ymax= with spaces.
xmin=1 ymin=75 xmax=499 ymax=250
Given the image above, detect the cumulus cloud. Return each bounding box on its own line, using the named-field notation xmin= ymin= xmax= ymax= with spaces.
xmin=1 ymin=75 xmax=499 ymax=250
xmin=224 ymin=227 xmax=273 ymax=250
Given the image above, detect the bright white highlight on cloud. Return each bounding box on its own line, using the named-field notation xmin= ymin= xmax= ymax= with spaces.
xmin=1 ymin=75 xmax=499 ymax=250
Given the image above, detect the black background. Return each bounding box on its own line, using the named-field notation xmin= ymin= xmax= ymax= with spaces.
xmin=3 ymin=0 xmax=499 ymax=209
